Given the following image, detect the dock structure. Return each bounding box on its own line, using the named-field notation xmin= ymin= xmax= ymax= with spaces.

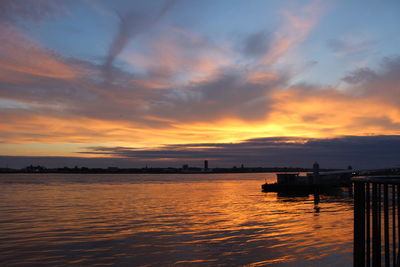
xmin=262 ymin=163 xmax=353 ymax=192
xmin=353 ymin=176 xmax=400 ymax=267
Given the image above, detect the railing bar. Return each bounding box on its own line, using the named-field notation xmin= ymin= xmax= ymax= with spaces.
xmin=384 ymin=183 xmax=390 ymax=266
xmin=366 ymin=182 xmax=371 ymax=267
xmin=397 ymin=184 xmax=400 ymax=266
xmin=352 ymin=177 xmax=400 ymax=267
xmin=379 ymin=183 xmax=382 ymax=265
xmin=354 ymin=181 xmax=366 ymax=267
xmin=392 ymin=184 xmax=396 ymax=267
xmin=372 ymin=183 xmax=379 ymax=266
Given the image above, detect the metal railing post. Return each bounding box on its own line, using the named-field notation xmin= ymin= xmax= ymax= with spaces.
xmin=354 ymin=181 xmax=366 ymax=267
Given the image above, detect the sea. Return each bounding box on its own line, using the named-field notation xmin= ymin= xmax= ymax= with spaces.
xmin=0 ymin=173 xmax=353 ymax=266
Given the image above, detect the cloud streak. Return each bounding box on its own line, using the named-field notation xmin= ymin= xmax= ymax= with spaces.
xmin=104 ymin=0 xmax=176 ymax=79
xmin=261 ymin=0 xmax=324 ymax=65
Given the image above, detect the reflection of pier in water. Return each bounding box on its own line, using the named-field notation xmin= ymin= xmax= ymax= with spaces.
xmin=264 ymin=186 xmax=353 ymax=214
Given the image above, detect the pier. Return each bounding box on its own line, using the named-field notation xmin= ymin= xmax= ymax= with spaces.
xmin=262 ymin=163 xmax=353 ymax=192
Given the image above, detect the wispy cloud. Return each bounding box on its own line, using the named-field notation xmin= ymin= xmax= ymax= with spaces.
xmin=0 ymin=25 xmax=76 ymax=80
xmin=261 ymin=0 xmax=325 ymax=65
xmin=327 ymin=38 xmax=376 ymax=57
xmin=122 ymin=27 xmax=232 ymax=87
xmin=104 ymin=0 xmax=176 ymax=81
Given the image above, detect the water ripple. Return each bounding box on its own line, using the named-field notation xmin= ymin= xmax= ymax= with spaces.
xmin=0 ymin=173 xmax=353 ymax=266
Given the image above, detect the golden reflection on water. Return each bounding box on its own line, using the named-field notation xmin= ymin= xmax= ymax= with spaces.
xmin=0 ymin=173 xmax=353 ymax=266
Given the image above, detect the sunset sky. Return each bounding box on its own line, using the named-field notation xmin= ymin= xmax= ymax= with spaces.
xmin=1 ymin=0 xmax=400 ymax=168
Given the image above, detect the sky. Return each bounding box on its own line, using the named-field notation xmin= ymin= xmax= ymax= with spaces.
xmin=0 ymin=0 xmax=400 ymax=169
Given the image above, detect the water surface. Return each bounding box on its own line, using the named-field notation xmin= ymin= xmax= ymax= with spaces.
xmin=0 ymin=173 xmax=353 ymax=266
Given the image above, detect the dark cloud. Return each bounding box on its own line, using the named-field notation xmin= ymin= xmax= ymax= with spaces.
xmin=342 ymin=68 xmax=377 ymax=84
xmin=0 ymin=56 xmax=282 ymax=125
xmin=241 ymin=30 xmax=272 ymax=57
xmin=344 ymin=56 xmax=400 ymax=104
xmin=151 ymin=69 xmax=287 ymax=122
xmin=104 ymin=0 xmax=176 ymax=79
xmin=78 ymin=135 xmax=400 ymax=169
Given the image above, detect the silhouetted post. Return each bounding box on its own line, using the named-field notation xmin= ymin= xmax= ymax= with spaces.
xmin=204 ymin=160 xmax=208 ymax=170
xmin=372 ymin=183 xmax=381 ymax=266
xmin=392 ymin=185 xmax=396 ymax=265
xmin=366 ymin=183 xmax=370 ymax=267
xmin=397 ymin=185 xmax=400 ymax=266
xmin=383 ymin=184 xmax=389 ymax=266
xmin=313 ymin=162 xmax=320 ymax=185
xmin=313 ymin=189 xmax=320 ymax=213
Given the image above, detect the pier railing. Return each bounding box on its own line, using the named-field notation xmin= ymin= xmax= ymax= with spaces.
xmin=353 ymin=176 xmax=400 ymax=267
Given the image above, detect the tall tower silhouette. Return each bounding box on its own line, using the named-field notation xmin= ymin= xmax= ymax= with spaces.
xmin=204 ymin=160 xmax=208 ymax=170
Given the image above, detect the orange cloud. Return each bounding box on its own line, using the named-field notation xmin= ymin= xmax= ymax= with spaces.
xmin=246 ymin=71 xmax=281 ymax=84
xmin=267 ymin=87 xmax=400 ymax=138
xmin=1 ymin=84 xmax=400 ymax=157
xmin=0 ymin=25 xmax=76 ymax=81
